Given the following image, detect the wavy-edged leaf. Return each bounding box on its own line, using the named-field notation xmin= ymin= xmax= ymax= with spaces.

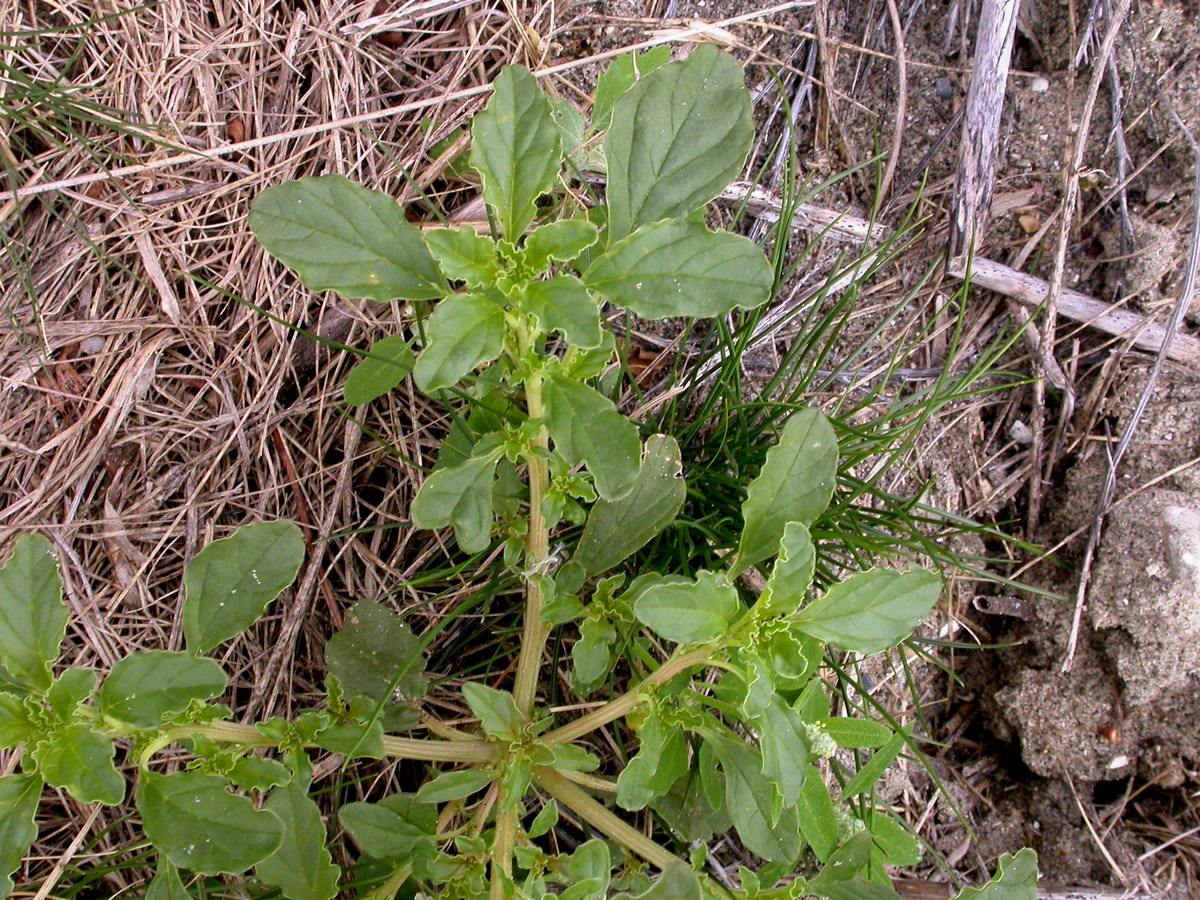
xmin=410 ymin=452 xmax=499 ymax=553
xmin=137 ymin=771 xmax=284 ymax=875
xmin=523 ymin=276 xmax=601 ymax=349
xmin=573 ymin=435 xmax=686 ymax=578
xmin=0 ymin=533 xmax=67 ymax=692
xmin=759 ymin=521 xmax=815 ymax=616
xmin=255 ymin=781 xmax=341 ymax=900
xmin=542 ymin=373 xmax=640 ymax=499
xmin=604 ymin=45 xmax=753 ymax=240
xmin=794 ymin=568 xmax=942 ymax=655
xmin=0 ymin=692 xmax=35 ymax=749
xmin=524 ymin=220 xmax=599 ymax=269
xmin=470 ymin=66 xmax=561 ymax=239
xmin=953 ymin=849 xmax=1038 ymax=900
xmin=584 ymin=218 xmax=773 ymax=320
xmin=0 ymin=773 xmax=42 ymax=899
xmin=423 ymin=226 xmax=501 ymax=286
xmin=99 ymin=651 xmax=227 ymax=728
xmin=249 ymin=175 xmax=446 ymax=302
xmin=413 ymin=293 xmax=506 ymax=392
xmin=634 ymin=571 xmax=740 ymax=645
xmin=611 ymin=861 xmax=701 ymax=900
xmin=343 ymin=336 xmax=414 ymax=405
xmin=735 ymin=409 xmax=837 ymax=576
xmin=33 ymin=723 xmax=124 ymax=805
xmin=183 ymin=522 xmax=305 ymax=656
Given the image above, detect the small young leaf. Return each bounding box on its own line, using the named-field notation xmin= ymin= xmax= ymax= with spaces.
xmin=796 ymin=764 xmax=838 ymax=862
xmin=810 ymin=879 xmax=903 ymax=900
xmin=137 ymin=771 xmax=284 ymax=875
xmin=0 ymin=533 xmax=68 ymax=692
xmin=651 ymin=766 xmax=730 ymax=845
xmin=0 ymin=773 xmax=42 ymax=899
xmin=590 ymin=46 xmax=671 ymax=135
xmin=583 ymin=218 xmax=773 ymax=320
xmin=808 ymin=831 xmax=875 ymax=886
xmin=839 ymin=731 xmax=906 ymax=800
xmin=524 ymin=220 xmax=599 ymax=269
xmin=759 ymin=521 xmax=816 ymax=616
xmin=604 ymin=45 xmax=753 ymax=240
xmin=542 ymin=373 xmax=640 ymax=499
xmin=573 ymin=434 xmax=686 ymax=578
xmin=45 ymin=667 xmax=96 ymax=719
xmin=339 ymin=799 xmax=435 ymax=860
xmin=611 ymin=861 xmax=702 ymax=900
xmin=794 ymin=568 xmax=942 ymax=655
xmin=461 ymin=682 xmax=522 ymax=741
xmin=868 ymin=810 xmax=922 ymax=867
xmin=527 ymin=800 xmax=559 ymax=839
xmin=616 ymin=714 xmax=688 ymax=810
xmin=735 ymin=409 xmax=837 ymax=576
xmin=572 ymin=617 xmax=616 ymax=693
xmin=414 ymin=768 xmax=495 ymax=803
xmin=470 ymin=66 xmax=561 ymax=240
xmin=413 ymin=293 xmax=506 ymax=393
xmin=410 ymin=451 xmax=500 ymax=553
xmin=343 ymin=336 xmax=415 ymax=406
xmin=325 ymin=600 xmax=426 ymax=733
xmin=817 ymin=717 xmax=893 ymax=749
xmin=953 ymin=848 xmax=1038 ymax=900
xmin=0 ymin=692 xmax=36 ymax=748
xmin=423 ymin=226 xmax=501 ymax=286
xmin=633 ymin=571 xmax=740 ymax=645
xmin=758 ymin=694 xmax=810 ymax=810
xmin=312 ymin=718 xmax=385 ymax=759
xmin=33 ymin=723 xmax=124 ymax=805
xmin=249 ymin=175 xmax=446 ymax=302
xmin=228 ymin=757 xmax=292 ymax=793
xmin=145 ymin=857 xmax=191 ymax=900
xmin=99 ymin=651 xmax=228 ymax=728
xmin=522 ymin=276 xmax=602 ymax=349
xmin=183 ymin=522 xmax=305 ymax=656
xmin=709 ymin=736 xmax=802 ymax=864
xmin=255 ymin=781 xmax=341 ymax=900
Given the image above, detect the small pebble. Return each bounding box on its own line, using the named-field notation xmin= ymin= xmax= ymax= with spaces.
xmin=1009 ymin=419 xmax=1033 ymax=446
xmin=934 ymin=77 xmax=953 ymax=100
xmin=81 ymin=336 xmax=105 ymax=354
xmin=1029 ymin=76 xmax=1050 ymax=93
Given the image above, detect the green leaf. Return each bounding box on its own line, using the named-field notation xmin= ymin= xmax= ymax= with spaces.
xmin=604 ymin=45 xmax=753 ymax=240
xmin=255 ymin=781 xmax=341 ymax=900
xmin=735 ymin=409 xmax=838 ymax=576
xmin=325 ymin=601 xmax=426 ymax=733
xmin=839 ymin=731 xmax=906 ymax=799
xmin=709 ymin=736 xmax=802 ymax=864
xmin=0 ymin=533 xmax=67 ymax=691
xmin=573 ymin=435 xmax=686 ymax=577
xmin=0 ymin=773 xmax=42 ymax=899
xmin=542 ymin=373 xmax=641 ymax=499
xmin=611 ymin=861 xmax=702 ymax=900
xmin=414 ymin=768 xmax=495 ymax=803
xmin=796 ymin=764 xmax=838 ymax=862
xmin=410 ymin=451 xmax=500 ymax=554
xmin=461 ymin=682 xmax=522 ymax=741
xmin=523 ymin=276 xmax=601 ymax=349
xmin=794 ymin=568 xmax=942 ymax=655
xmin=249 ymin=175 xmax=446 ymax=302
xmin=99 ymin=651 xmax=228 ymax=728
xmin=423 ymin=226 xmax=501 ymax=286
xmin=339 ymin=798 xmax=435 ymax=860
xmin=817 ymin=718 xmax=893 ymax=749
xmin=616 ymin=714 xmax=687 ymax=810
xmin=758 ymin=694 xmax=809 ymax=810
xmin=572 ymin=617 xmax=616 ymax=693
xmin=633 ymin=571 xmax=740 ymax=645
xmin=0 ymin=692 xmax=36 ymax=748
xmin=808 ymin=832 xmax=874 ymax=885
xmin=527 ymin=800 xmax=558 ymax=839
xmin=312 ymin=718 xmax=385 ymax=759
xmin=759 ymin=522 xmax=815 ymax=616
xmin=45 ymin=667 xmax=95 ymax=719
xmin=591 ymin=47 xmax=671 ymax=136
xmin=413 ymin=293 xmax=506 ymax=392
xmin=145 ymin=857 xmax=191 ymax=900
xmin=470 ymin=66 xmax=561 ymax=240
xmin=524 ymin=220 xmax=599 ymax=269
xmin=228 ymin=757 xmax=292 ymax=793
xmin=868 ymin=811 xmax=921 ymax=867
xmin=810 ymin=879 xmax=902 ymax=900
xmin=953 ymin=849 xmax=1038 ymax=900
xmin=33 ymin=723 xmax=124 ymax=805
xmin=343 ymin=336 xmax=414 ymax=405
xmin=183 ymin=522 xmax=305 ymax=656
xmin=583 ymin=218 xmax=773 ymax=320
xmin=137 ymin=771 xmax=284 ymax=876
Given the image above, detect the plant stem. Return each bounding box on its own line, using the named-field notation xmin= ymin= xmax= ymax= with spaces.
xmin=533 ymin=767 xmax=679 ymax=871
xmin=490 ymin=784 xmax=517 ymax=900
xmin=541 ymin=646 xmax=716 ymax=746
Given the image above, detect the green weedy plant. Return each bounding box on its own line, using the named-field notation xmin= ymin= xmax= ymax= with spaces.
xmin=0 ymin=46 xmax=1037 ymax=900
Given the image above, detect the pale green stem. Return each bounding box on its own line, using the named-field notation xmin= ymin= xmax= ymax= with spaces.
xmin=363 ymin=862 xmax=413 ymax=900
xmin=541 ymin=646 xmax=716 ymax=747
xmin=533 ymin=767 xmax=679 ymax=871
xmin=490 ymin=783 xmax=517 ymax=900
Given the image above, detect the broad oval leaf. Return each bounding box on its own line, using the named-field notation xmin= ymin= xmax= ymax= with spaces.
xmin=794 ymin=568 xmax=942 ymax=655
xmin=611 ymin=861 xmax=702 ymax=900
xmin=524 ymin=219 xmax=599 ymax=269
xmin=343 ymin=336 xmax=414 ymax=405
xmin=590 ymin=46 xmax=671 ymax=136
xmin=868 ymin=810 xmax=922 ymax=867
xmin=633 ymin=571 xmax=740 ymax=645
xmin=0 ymin=773 xmax=42 ymax=899
xmin=604 ymin=45 xmax=753 ymax=240
xmin=423 ymin=226 xmax=500 ymax=286
xmin=325 ymin=601 xmax=426 ymax=733
xmin=734 ymin=409 xmax=837 ymax=576
xmin=615 ymin=714 xmax=687 ymax=811
xmin=414 ymin=768 xmax=495 ymax=803
xmin=339 ymin=799 xmax=435 ymax=860
xmin=413 ymin=293 xmax=506 ymax=393
xmin=584 ymin=218 xmax=773 ymax=320
xmin=255 ymin=782 xmax=341 ymax=900
xmin=542 ymin=373 xmax=641 ymax=500
xmin=249 ymin=175 xmax=446 ymax=302
xmin=183 ymin=522 xmax=305 ymax=656
xmin=0 ymin=533 xmax=67 ymax=692
xmin=32 ymin=722 xmax=124 ymax=805
xmin=522 ymin=276 xmax=602 ymax=349
xmin=99 ymin=651 xmax=228 ymax=728
xmin=470 ymin=66 xmax=562 ymax=240
xmin=461 ymin=682 xmax=522 ymax=741
xmin=709 ymin=736 xmax=802 ymax=864
xmin=410 ymin=452 xmax=499 ymax=554
xmin=573 ymin=434 xmax=686 ymax=578
xmin=137 ymin=771 xmax=284 ymax=875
